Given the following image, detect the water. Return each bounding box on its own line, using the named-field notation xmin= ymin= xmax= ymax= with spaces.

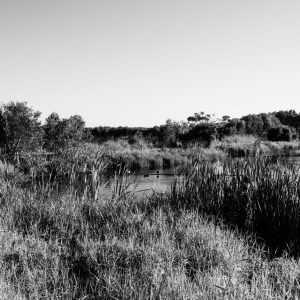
xmin=99 ymin=148 xmax=300 ymax=199
xmin=267 ymin=149 xmax=300 ymax=165
xmin=101 ymin=168 xmax=181 ymax=199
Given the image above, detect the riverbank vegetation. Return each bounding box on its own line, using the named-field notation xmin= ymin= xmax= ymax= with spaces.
xmin=174 ymin=155 xmax=300 ymax=257
xmin=1 ymin=101 xmax=300 ymax=298
xmin=0 ymin=101 xmax=299 ymax=175
xmin=1 ymin=158 xmax=300 ymax=299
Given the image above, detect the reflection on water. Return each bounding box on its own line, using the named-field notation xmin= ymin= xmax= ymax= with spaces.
xmin=99 ymin=149 xmax=300 ymax=199
xmin=101 ymin=168 xmax=182 ymax=199
xmin=267 ymin=149 xmax=300 ymax=165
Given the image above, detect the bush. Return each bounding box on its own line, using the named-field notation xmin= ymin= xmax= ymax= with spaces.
xmin=182 ymin=123 xmax=218 ymax=146
xmin=267 ymin=126 xmax=296 ymax=142
xmin=0 ymin=102 xmax=43 ymax=162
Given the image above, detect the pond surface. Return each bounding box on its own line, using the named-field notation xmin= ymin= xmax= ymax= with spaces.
xmin=267 ymin=149 xmax=300 ymax=165
xmin=99 ymin=148 xmax=300 ymax=199
xmin=101 ymin=168 xmax=182 ymax=199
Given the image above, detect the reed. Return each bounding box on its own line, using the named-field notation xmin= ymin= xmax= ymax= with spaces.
xmin=2 ymin=153 xmax=300 ymax=298
xmin=213 ymin=134 xmax=300 ymax=157
xmin=101 ymin=140 xmax=189 ymax=171
xmin=171 ymin=154 xmax=300 ymax=256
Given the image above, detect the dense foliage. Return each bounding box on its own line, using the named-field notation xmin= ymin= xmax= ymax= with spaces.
xmin=44 ymin=112 xmax=88 ymax=151
xmin=0 ymin=102 xmax=43 ymax=161
xmin=90 ymin=110 xmax=300 ymax=147
xmin=0 ymin=102 xmax=299 ymax=162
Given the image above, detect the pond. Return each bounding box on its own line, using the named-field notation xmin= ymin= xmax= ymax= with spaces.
xmin=101 ymin=168 xmax=183 ymax=199
xmin=267 ymin=149 xmax=300 ymax=165
xmin=99 ymin=148 xmax=300 ymax=199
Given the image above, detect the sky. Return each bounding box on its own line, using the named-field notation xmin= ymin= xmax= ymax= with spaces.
xmin=1 ymin=0 xmax=300 ymax=127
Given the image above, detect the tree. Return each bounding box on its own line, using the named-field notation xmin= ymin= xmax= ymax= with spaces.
xmin=44 ymin=113 xmax=86 ymax=151
xmin=0 ymin=101 xmax=43 ymax=161
xmin=160 ymin=119 xmax=179 ymax=147
xmin=60 ymin=115 xmax=86 ymax=144
xmin=218 ymin=118 xmax=246 ymax=138
xmin=43 ymin=112 xmax=61 ymax=149
xmin=187 ymin=112 xmax=211 ymax=125
xmin=267 ymin=125 xmax=297 ymax=142
xmin=182 ymin=122 xmax=218 ymax=146
xmin=240 ymin=113 xmax=282 ymax=137
xmin=274 ymin=110 xmax=300 ymax=135
xmin=241 ymin=114 xmax=265 ymax=135
xmin=222 ymin=115 xmax=230 ymax=122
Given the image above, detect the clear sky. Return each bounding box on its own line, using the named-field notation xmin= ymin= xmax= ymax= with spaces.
xmin=1 ymin=0 xmax=300 ymax=127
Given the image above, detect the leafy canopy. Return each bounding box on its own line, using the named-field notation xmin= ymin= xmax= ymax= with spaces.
xmin=0 ymin=101 xmax=43 ymax=160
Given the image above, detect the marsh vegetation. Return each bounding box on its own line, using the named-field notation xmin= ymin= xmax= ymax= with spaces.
xmin=2 ymin=155 xmax=300 ymax=299
xmin=1 ymin=102 xmax=300 ymax=299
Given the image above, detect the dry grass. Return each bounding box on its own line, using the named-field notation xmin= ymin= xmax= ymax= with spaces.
xmin=212 ymin=134 xmax=300 ymax=158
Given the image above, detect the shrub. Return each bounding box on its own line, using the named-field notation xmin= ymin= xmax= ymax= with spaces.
xmin=0 ymin=102 xmax=43 ymax=162
xmin=267 ymin=126 xmax=296 ymax=142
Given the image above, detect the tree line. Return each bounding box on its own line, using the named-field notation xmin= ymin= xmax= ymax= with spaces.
xmin=91 ymin=111 xmax=300 ymax=147
xmin=0 ymin=101 xmax=299 ymax=163
xmin=0 ymin=102 xmax=88 ymax=163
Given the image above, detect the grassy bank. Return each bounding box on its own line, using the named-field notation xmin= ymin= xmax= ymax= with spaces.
xmin=1 ymin=154 xmax=300 ymax=299
xmin=1 ymin=183 xmax=300 ymax=299
xmin=213 ymin=135 xmax=300 ymax=158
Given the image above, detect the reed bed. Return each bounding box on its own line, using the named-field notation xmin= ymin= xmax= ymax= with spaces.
xmin=100 ymin=140 xmax=189 ymax=171
xmin=41 ymin=141 xmax=190 ymax=178
xmin=212 ymin=135 xmax=300 ymax=158
xmin=171 ymin=155 xmax=300 ymax=256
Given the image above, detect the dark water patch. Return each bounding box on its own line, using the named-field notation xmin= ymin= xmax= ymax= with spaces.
xmin=101 ymin=168 xmax=184 ymax=199
xmin=263 ymin=149 xmax=300 ymax=166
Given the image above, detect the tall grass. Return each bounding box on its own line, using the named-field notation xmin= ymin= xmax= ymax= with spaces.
xmin=39 ymin=141 xmax=190 ymax=177
xmin=213 ymin=134 xmax=300 ymax=158
xmin=2 ymin=186 xmax=300 ymax=299
xmin=101 ymin=140 xmax=189 ymax=171
xmin=172 ymin=154 xmax=300 ymax=256
xmin=2 ymin=151 xmax=300 ymax=298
